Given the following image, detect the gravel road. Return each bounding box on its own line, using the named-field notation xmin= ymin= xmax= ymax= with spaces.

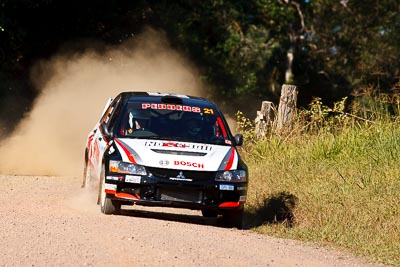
xmin=0 ymin=175 xmax=384 ymax=267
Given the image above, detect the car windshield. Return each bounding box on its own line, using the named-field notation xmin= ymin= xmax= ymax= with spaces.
xmin=116 ymin=101 xmax=232 ymax=145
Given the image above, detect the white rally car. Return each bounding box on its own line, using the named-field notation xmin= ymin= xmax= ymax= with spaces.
xmin=83 ymin=92 xmax=248 ymax=228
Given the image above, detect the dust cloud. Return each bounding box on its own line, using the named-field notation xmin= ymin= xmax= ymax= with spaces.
xmin=0 ymin=28 xmax=207 ymax=176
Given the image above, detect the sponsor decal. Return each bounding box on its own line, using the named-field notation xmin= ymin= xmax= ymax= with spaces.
xmin=219 ymin=184 xmax=234 ymax=191
xmin=237 ymin=186 xmax=248 ymax=191
xmin=104 ymin=183 xmax=117 ymax=190
xmin=174 ymin=160 xmax=204 ymax=169
xmin=169 ymin=171 xmax=193 ymax=182
xmin=203 ymin=108 xmax=214 ymax=114
xmin=159 ymin=160 xmax=170 ymax=166
xmin=163 ymin=142 xmax=187 ymax=148
xmin=141 ymin=103 xmax=201 ymax=113
xmin=125 ymin=175 xmax=141 ymax=184
xmin=103 ymin=106 xmax=114 ymax=123
xmin=224 ymin=139 xmax=232 ymax=145
xmin=108 ymin=146 xmax=115 ymax=155
xmin=145 ymin=141 xmax=212 ymax=151
xmin=106 ymin=176 xmax=119 ymax=181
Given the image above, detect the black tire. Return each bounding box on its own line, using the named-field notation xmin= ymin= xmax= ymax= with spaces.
xmin=201 ymin=209 xmax=218 ymax=218
xmin=222 ymin=208 xmax=244 ymax=229
xmin=99 ymin=165 xmax=121 ymax=215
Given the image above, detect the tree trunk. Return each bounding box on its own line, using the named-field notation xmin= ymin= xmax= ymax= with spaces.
xmin=285 ymin=45 xmax=294 ymax=83
xmin=255 ymin=101 xmax=275 ymax=138
xmin=277 ymin=84 xmax=298 ymax=130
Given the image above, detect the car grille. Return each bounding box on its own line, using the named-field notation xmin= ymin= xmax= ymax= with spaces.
xmin=151 ymin=149 xmax=206 ymax=156
xmin=147 ymin=167 xmax=214 ymax=182
xmin=158 ymin=188 xmax=203 ymax=203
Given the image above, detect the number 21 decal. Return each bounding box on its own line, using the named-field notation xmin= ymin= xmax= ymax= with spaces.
xmin=203 ymin=108 xmax=214 ymax=114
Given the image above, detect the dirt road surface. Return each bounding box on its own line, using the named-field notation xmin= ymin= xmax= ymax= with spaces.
xmin=0 ymin=175 xmax=384 ymax=267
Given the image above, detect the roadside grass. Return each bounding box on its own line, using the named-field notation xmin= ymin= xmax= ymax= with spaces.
xmin=239 ymin=94 xmax=400 ymax=266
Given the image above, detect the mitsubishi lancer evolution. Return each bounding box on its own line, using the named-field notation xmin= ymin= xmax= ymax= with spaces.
xmin=83 ymin=92 xmax=248 ymax=228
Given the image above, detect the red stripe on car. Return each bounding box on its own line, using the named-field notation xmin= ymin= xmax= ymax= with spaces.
xmin=105 ymin=189 xmax=116 ymax=195
xmin=224 ymin=148 xmax=235 ymax=170
xmin=115 ymin=192 xmax=139 ymax=200
xmin=218 ymin=202 xmax=240 ymax=208
xmin=115 ymin=138 xmax=137 ymax=164
xmin=216 ymin=117 xmax=227 ymax=137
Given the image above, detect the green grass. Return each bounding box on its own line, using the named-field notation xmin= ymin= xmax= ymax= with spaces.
xmin=239 ymin=98 xmax=400 ymax=266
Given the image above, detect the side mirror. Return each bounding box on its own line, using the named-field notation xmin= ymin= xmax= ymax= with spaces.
xmin=234 ymin=134 xmax=243 ymax=146
xmin=101 ymin=123 xmax=113 ymax=138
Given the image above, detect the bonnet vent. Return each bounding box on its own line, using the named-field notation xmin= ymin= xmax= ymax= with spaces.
xmin=161 ymin=96 xmax=183 ymax=104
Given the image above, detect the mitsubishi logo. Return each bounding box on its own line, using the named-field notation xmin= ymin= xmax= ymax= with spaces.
xmin=176 ymin=171 xmax=186 ymax=179
xmin=169 ymin=171 xmax=192 ymax=182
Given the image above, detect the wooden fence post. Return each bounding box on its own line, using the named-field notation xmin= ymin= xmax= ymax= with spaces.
xmin=277 ymin=84 xmax=298 ymax=130
xmin=255 ymin=101 xmax=275 ymax=138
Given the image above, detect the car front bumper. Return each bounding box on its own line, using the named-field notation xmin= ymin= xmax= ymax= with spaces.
xmin=104 ymin=172 xmax=247 ymax=211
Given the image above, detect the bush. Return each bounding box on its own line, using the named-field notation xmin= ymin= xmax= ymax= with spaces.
xmin=239 ymin=89 xmax=400 ymax=266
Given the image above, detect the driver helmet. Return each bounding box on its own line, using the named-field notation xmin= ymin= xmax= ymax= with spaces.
xmin=182 ymin=112 xmax=203 ymax=136
xmin=128 ymin=109 xmax=151 ymax=131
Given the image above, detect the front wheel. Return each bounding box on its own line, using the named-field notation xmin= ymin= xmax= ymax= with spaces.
xmin=99 ymin=165 xmax=121 ymax=215
xmin=222 ymin=208 xmax=244 ymax=229
xmin=201 ymin=210 xmax=218 ymax=218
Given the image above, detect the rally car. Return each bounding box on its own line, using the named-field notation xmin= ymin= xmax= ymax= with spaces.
xmin=83 ymin=91 xmax=248 ymax=228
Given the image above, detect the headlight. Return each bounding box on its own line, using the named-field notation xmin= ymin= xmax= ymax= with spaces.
xmin=109 ymin=160 xmax=147 ymax=175
xmin=215 ymin=170 xmax=247 ymax=182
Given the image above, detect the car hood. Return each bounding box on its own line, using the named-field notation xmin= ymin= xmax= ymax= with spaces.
xmin=113 ymin=138 xmax=239 ymax=171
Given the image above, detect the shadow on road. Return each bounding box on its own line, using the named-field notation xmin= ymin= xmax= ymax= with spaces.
xmin=118 ymin=207 xmax=222 ymax=227
xmin=113 ymin=191 xmax=298 ymax=230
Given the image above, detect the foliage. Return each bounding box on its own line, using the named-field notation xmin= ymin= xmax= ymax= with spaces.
xmin=308 ymin=0 xmax=400 ymax=93
xmin=235 ymin=110 xmax=256 ymax=142
xmin=0 ymin=0 xmax=399 ymax=135
xmin=239 ymin=91 xmax=400 ymax=266
xmin=2 ymin=0 xmax=398 ymax=105
xmin=303 ymin=96 xmax=349 ymax=132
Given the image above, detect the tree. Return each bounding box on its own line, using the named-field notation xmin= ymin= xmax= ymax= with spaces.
xmin=308 ymin=0 xmax=400 ymax=92
xmin=0 ymin=0 xmax=399 ymax=131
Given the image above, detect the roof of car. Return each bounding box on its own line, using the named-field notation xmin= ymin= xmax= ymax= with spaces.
xmin=117 ymin=91 xmax=216 ymax=106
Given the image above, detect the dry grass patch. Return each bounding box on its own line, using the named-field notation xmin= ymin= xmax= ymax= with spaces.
xmin=239 ymin=95 xmax=400 ymax=266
